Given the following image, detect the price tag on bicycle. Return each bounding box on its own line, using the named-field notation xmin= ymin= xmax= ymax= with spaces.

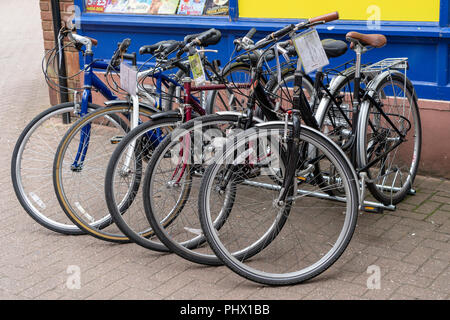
xmin=292 ymin=28 xmax=329 ymax=74
xmin=189 ymin=52 xmax=206 ymax=85
xmin=120 ymin=62 xmax=137 ymax=95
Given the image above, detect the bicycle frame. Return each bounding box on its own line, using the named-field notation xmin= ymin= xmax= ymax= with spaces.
xmin=170 ymin=77 xmax=253 ymax=185
xmin=70 ymin=52 xmax=195 ymax=171
xmin=71 ymin=52 xmax=117 ymax=171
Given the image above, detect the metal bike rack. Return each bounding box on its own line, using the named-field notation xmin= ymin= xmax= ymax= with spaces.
xmin=241 ymin=179 xmax=398 ymax=212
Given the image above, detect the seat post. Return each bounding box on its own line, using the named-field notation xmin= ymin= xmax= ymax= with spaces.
xmin=354 ymin=44 xmax=363 ymax=102
xmin=351 ymin=43 xmax=364 ymax=165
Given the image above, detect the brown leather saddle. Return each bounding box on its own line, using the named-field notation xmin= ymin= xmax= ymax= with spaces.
xmin=346 ymin=31 xmax=387 ymax=49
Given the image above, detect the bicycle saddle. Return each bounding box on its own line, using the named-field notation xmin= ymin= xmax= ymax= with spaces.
xmin=236 ymin=39 xmax=347 ymax=64
xmin=346 ymin=32 xmax=387 ymax=49
xmin=284 ymin=39 xmax=347 ymax=58
xmin=140 ymin=40 xmax=180 ymax=55
xmin=282 ymin=39 xmax=347 ymax=59
xmin=321 ymin=39 xmax=348 ymax=58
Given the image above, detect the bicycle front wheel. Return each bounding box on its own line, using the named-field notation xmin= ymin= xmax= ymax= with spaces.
xmin=11 ymin=102 xmax=100 ymax=235
xmin=103 ymin=114 xmax=180 ymax=249
xmin=198 ymin=123 xmax=360 ymax=286
xmin=143 ymin=113 xmax=257 ymax=265
xmin=53 ymin=105 xmax=157 ymax=243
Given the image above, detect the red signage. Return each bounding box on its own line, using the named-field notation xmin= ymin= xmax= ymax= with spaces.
xmin=85 ymin=0 xmax=109 ymax=13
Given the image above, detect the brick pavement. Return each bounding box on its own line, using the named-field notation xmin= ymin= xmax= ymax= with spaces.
xmin=0 ymin=1 xmax=449 ymax=300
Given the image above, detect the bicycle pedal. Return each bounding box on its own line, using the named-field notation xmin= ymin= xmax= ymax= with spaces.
xmin=362 ymin=205 xmax=384 ymax=214
xmin=110 ymin=136 xmax=124 ymax=144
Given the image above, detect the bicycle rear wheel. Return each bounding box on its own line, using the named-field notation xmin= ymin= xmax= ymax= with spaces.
xmin=357 ymin=72 xmax=421 ymax=205
xmin=205 ymin=62 xmax=254 ymax=114
xmin=198 ymin=123 xmax=359 ymax=286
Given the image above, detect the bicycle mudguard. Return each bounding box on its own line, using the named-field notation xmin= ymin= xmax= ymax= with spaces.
xmin=148 ymin=110 xmax=182 ymax=121
xmin=103 ymin=100 xmax=161 ymax=114
xmin=362 ymin=70 xmax=417 ymax=101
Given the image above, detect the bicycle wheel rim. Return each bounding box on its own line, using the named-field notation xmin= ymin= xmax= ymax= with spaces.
xmin=11 ymin=103 xmax=98 ymax=234
xmin=104 ymin=116 xmax=180 ymax=250
xmin=144 ymin=114 xmax=254 ymax=265
xmin=358 ymin=74 xmax=421 ymax=205
xmin=53 ymin=106 xmax=156 ymax=242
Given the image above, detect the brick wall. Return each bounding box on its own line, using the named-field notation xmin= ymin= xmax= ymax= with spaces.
xmin=40 ymin=0 xmax=79 ymax=105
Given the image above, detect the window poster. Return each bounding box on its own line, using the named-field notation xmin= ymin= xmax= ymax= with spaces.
xmin=127 ymin=0 xmax=153 ymax=13
xmin=85 ymin=0 xmax=110 ymax=12
xmin=204 ymin=0 xmax=228 ymax=15
xmin=177 ymin=0 xmax=207 ymax=15
xmin=86 ymin=0 xmax=228 ymax=15
xmin=103 ymin=0 xmax=130 ymax=13
xmin=150 ymin=0 xmax=180 ymax=14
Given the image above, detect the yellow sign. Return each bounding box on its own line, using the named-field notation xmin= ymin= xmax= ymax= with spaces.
xmin=238 ymin=0 xmax=439 ymax=22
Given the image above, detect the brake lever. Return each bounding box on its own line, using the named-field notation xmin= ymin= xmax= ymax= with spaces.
xmin=197 ymin=49 xmax=219 ymax=54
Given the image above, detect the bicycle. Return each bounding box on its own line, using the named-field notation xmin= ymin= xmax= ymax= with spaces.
xmin=102 ymin=13 xmax=357 ymax=270
xmin=132 ymin=24 xmax=363 ymax=266
xmin=198 ymin=18 xmax=421 ymax=285
xmin=102 ymin=25 xmax=342 ymax=253
xmin=10 ymin=27 xmax=159 ymax=235
xmin=232 ymin=30 xmax=420 ymax=209
xmin=53 ymin=28 xmax=238 ymax=244
xmin=196 ymin=12 xmax=363 ymax=285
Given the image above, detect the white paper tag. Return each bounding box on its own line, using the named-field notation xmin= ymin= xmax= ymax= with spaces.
xmin=292 ymin=28 xmax=329 ymax=74
xmin=120 ymin=62 xmax=137 ymax=95
xmin=189 ymin=52 xmax=206 ymax=85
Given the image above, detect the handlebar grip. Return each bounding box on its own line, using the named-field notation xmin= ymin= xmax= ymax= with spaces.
xmin=162 ymin=41 xmax=182 ymax=55
xmin=196 ymin=28 xmax=222 ymax=47
xmin=119 ymin=38 xmax=131 ymax=53
xmin=245 ymin=28 xmax=257 ymax=40
xmin=269 ymin=24 xmax=295 ymax=40
xmin=308 ymin=11 xmax=339 ymax=24
xmin=139 ymin=45 xmax=153 ymax=55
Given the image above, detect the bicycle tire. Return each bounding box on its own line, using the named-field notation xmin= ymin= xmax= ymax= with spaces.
xmin=103 ymin=114 xmax=181 ymax=249
xmin=357 ymin=71 xmax=421 ymax=205
xmin=52 ymin=105 xmax=158 ymax=243
xmin=143 ymin=113 xmax=262 ymax=265
xmin=198 ymin=122 xmax=360 ymax=286
xmin=11 ymin=102 xmax=100 ymax=235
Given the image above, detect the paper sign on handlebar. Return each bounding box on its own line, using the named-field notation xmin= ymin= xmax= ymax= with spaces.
xmin=292 ymin=28 xmax=329 ymax=74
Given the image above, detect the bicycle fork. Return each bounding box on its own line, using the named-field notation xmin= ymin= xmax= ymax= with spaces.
xmin=71 ymin=86 xmax=92 ymax=172
xmin=120 ymin=94 xmax=140 ymax=175
xmin=276 ymin=70 xmax=307 ymax=206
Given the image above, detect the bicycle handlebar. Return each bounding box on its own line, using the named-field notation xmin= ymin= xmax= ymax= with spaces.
xmin=198 ymin=28 xmax=222 ymax=46
xmin=234 ymin=27 xmax=258 ymax=52
xmin=65 ymin=30 xmax=98 ymax=52
xmin=106 ymin=38 xmax=132 ymax=75
xmin=177 ymin=28 xmax=222 ymax=58
xmin=118 ymin=38 xmax=131 ymax=55
xmin=249 ymin=11 xmax=339 ymax=52
xmin=308 ymin=11 xmax=339 ymax=24
xmin=244 ymin=28 xmax=257 ymax=40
